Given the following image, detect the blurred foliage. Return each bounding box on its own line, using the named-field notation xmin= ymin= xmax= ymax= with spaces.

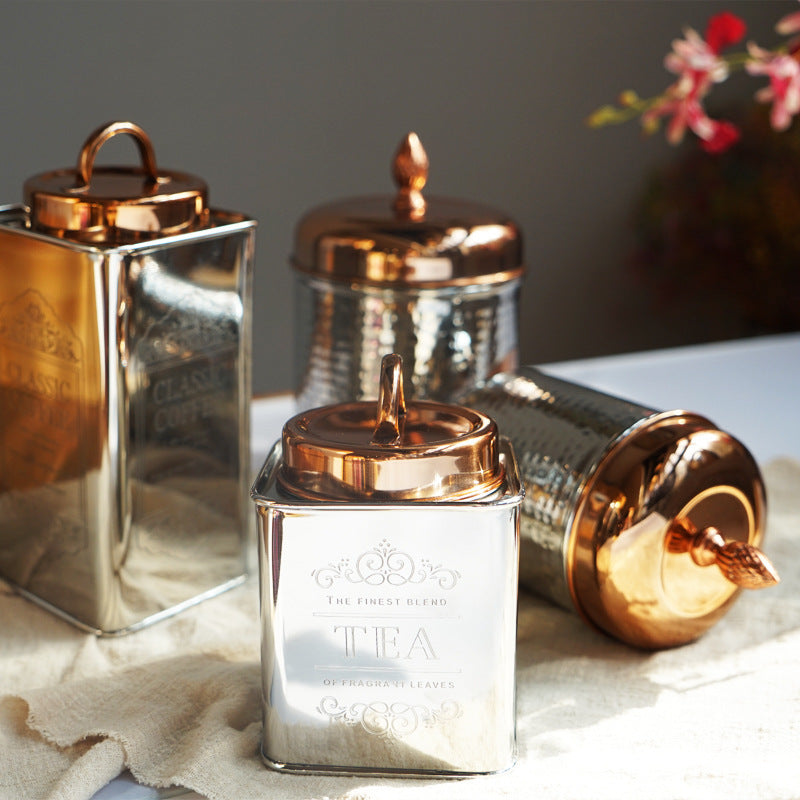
xmin=632 ymin=106 xmax=800 ymax=334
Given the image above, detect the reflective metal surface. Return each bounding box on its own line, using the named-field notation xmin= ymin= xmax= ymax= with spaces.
xmin=283 ymin=354 xmax=503 ymax=502
xmin=292 ymin=132 xmax=523 ymax=406
xmin=467 ymin=368 xmax=773 ymax=649
xmin=25 ymin=121 xmax=209 ymax=243
xmin=392 ymin=132 xmax=428 ymax=221
xmin=0 ymin=205 xmax=255 ymax=634
xmin=291 ymin=133 xmax=523 ymax=288
xmin=252 ymin=440 xmax=522 ymax=776
xmin=666 ymin=519 xmax=778 ymax=589
xmin=295 ymin=276 xmax=521 ymax=406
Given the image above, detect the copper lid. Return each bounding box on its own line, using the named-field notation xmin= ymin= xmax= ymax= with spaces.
xmin=24 ymin=121 xmax=209 ymax=243
xmin=279 ymin=354 xmax=504 ymax=501
xmin=568 ymin=413 xmax=777 ymax=649
xmin=292 ymin=132 xmax=523 ymax=288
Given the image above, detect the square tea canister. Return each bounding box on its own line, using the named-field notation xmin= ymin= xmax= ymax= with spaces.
xmin=251 ymin=354 xmax=523 ymax=776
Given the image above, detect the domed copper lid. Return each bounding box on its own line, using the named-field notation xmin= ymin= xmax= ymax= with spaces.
xmin=291 ymin=133 xmax=523 ymax=288
xmin=24 ymin=121 xmax=209 ymax=244
xmin=279 ymin=354 xmax=504 ymax=501
xmin=568 ymin=413 xmax=778 ymax=649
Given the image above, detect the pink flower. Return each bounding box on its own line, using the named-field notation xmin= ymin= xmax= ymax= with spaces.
xmin=642 ymin=91 xmax=740 ymax=152
xmin=776 ymin=1 xmax=800 ymax=36
xmin=700 ymin=120 xmax=740 ymax=153
xmin=705 ymin=11 xmax=748 ymax=53
xmin=746 ymin=43 xmax=800 ymax=131
xmin=664 ymin=27 xmax=729 ymax=90
xmin=776 ymin=2 xmax=800 ymax=59
xmin=643 ymin=14 xmax=746 ymax=151
xmin=661 ymin=11 xmax=745 ymax=80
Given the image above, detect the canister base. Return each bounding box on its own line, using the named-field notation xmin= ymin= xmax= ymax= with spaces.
xmin=5 ymin=574 xmax=247 ymax=637
xmin=260 ymin=747 xmax=514 ymax=779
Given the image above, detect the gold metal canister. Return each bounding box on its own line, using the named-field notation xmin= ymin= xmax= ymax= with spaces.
xmin=467 ymin=367 xmax=779 ymax=650
xmin=292 ymin=133 xmax=524 ymax=408
xmin=251 ymin=354 xmax=523 ymax=776
xmin=0 ymin=121 xmax=256 ymax=634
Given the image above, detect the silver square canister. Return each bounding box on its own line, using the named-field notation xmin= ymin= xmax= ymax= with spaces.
xmin=251 ymin=354 xmax=523 ymax=776
xmin=0 ymin=122 xmax=256 ymax=634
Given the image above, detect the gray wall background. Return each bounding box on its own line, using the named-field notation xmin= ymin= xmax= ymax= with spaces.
xmin=0 ymin=0 xmax=790 ymax=394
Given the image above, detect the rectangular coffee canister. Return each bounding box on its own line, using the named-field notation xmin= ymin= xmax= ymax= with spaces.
xmin=0 ymin=122 xmax=256 ymax=634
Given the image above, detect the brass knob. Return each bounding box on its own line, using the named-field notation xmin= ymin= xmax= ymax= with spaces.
xmin=668 ymin=519 xmax=780 ymax=590
xmin=392 ymin=132 xmax=429 ymax=220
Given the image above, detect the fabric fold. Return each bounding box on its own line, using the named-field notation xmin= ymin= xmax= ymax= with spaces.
xmin=1 ymin=459 xmax=798 ymax=800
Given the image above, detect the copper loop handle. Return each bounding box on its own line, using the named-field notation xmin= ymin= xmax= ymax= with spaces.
xmin=76 ymin=121 xmax=159 ymax=187
xmin=371 ymin=354 xmax=407 ymax=445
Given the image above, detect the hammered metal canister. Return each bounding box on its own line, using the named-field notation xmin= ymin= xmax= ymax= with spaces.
xmin=251 ymin=354 xmax=523 ymax=776
xmin=292 ymin=132 xmax=523 ymax=408
xmin=467 ymin=367 xmax=779 ymax=649
xmin=0 ymin=121 xmax=256 ymax=634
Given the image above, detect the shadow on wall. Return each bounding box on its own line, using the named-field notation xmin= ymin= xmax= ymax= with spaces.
xmin=629 ymin=108 xmax=800 ymax=345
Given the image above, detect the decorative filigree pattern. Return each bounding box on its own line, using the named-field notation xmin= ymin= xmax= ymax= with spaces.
xmin=135 ymin=262 xmax=240 ymax=366
xmin=0 ymin=290 xmax=81 ymax=363
xmin=137 ymin=307 xmax=238 ymax=365
xmin=312 ymin=538 xmax=460 ymax=590
xmin=317 ymin=696 xmax=461 ymax=740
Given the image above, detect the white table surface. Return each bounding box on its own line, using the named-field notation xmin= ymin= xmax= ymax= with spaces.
xmin=93 ymin=332 xmax=800 ymax=799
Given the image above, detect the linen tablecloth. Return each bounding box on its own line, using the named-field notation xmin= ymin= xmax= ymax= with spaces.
xmin=1 ymin=458 xmax=798 ymax=800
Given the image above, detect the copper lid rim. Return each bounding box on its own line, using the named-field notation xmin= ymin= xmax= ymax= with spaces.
xmin=291 ymin=258 xmax=525 ymax=289
xmin=282 ymin=397 xmax=497 ymax=449
xmin=283 ymin=424 xmax=499 ymax=458
xmin=9 ymin=206 xmax=252 ymax=254
xmin=566 ymin=410 xmax=766 ymax=649
xmin=275 ymin=465 xmax=506 ymax=504
xmin=296 ymin=192 xmax=520 ymax=222
xmin=25 ymin=166 xmax=208 ymax=200
xmin=565 ymin=409 xmax=706 ymax=608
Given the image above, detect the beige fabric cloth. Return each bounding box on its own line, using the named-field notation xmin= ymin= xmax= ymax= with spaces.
xmin=1 ymin=459 xmax=799 ymax=800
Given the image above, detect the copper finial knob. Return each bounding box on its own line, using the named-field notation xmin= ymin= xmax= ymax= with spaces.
xmin=668 ymin=520 xmax=780 ymax=590
xmin=392 ymin=132 xmax=429 ymax=220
